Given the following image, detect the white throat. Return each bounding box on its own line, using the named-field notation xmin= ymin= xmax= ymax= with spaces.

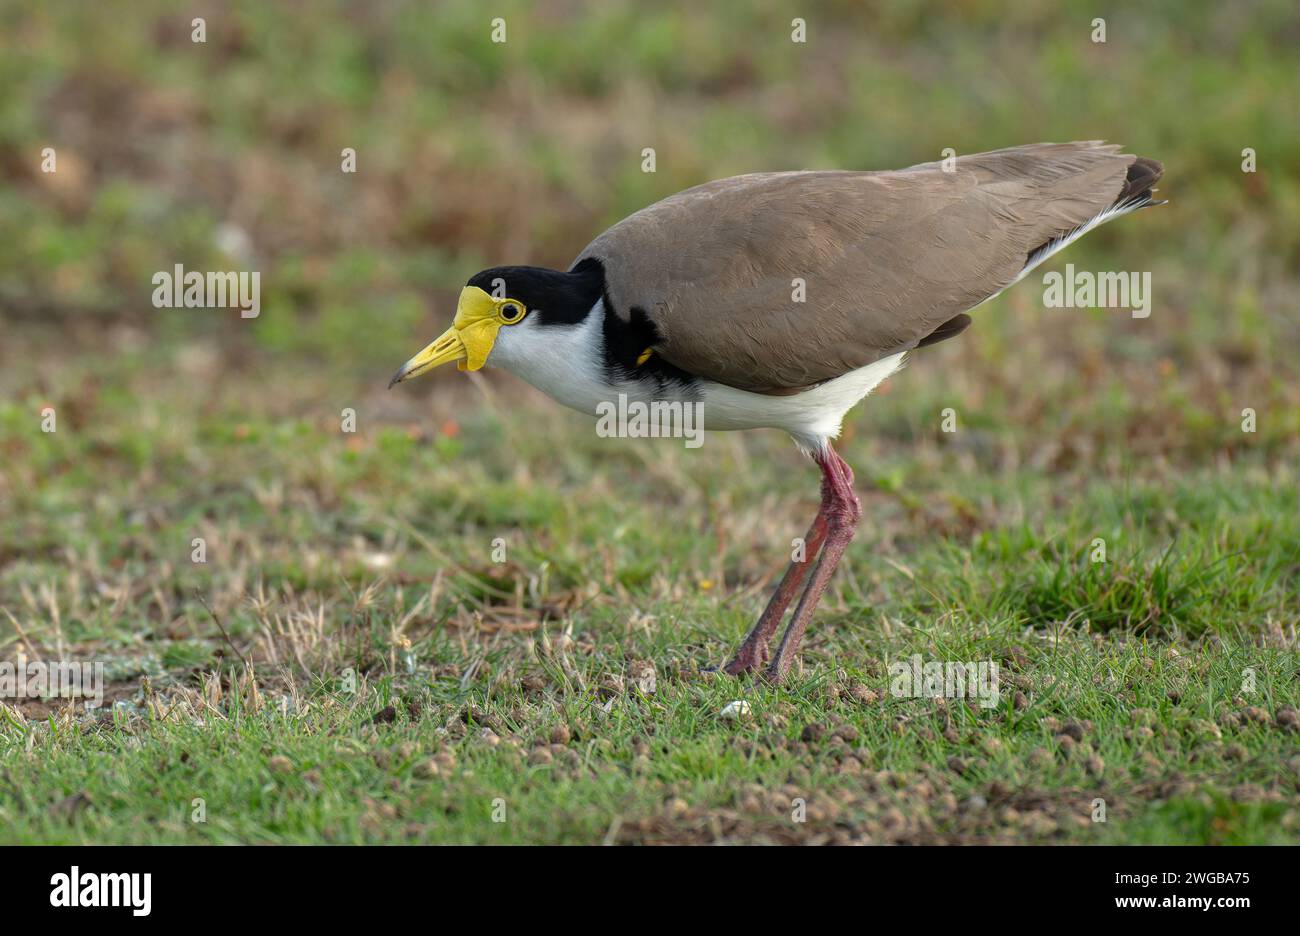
xmin=488 ymin=300 xmax=614 ymax=416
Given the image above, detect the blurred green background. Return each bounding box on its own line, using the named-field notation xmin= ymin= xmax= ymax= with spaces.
xmin=2 ymin=0 xmax=1297 ymax=376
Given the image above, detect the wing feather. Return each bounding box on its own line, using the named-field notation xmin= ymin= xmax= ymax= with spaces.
xmin=574 ymin=142 xmax=1160 ymax=393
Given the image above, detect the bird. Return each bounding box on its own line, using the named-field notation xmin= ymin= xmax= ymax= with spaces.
xmin=390 ymin=141 xmax=1165 ymax=684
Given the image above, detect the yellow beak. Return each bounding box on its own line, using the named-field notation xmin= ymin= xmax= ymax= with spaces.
xmin=387 ymin=325 xmax=466 ymax=387
xmin=388 ymin=286 xmax=502 ymax=388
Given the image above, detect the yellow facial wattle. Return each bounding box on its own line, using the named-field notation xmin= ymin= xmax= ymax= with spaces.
xmin=388 ymin=286 xmax=528 ymax=386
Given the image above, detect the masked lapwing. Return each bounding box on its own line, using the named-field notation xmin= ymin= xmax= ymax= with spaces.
xmin=391 ymin=141 xmax=1165 ymax=684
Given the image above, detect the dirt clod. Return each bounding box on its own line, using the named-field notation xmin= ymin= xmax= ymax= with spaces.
xmin=1059 ymin=721 xmax=1086 ymax=741
xmin=628 ymin=660 xmax=657 ymax=695
xmin=848 ymin=684 xmax=879 ymax=705
xmin=1003 ymin=646 xmax=1030 ymax=670
xmin=50 ymin=791 xmax=93 ymax=819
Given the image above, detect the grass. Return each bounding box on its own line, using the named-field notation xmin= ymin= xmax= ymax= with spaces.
xmin=1 ymin=343 xmax=1296 ymax=844
xmin=1 ymin=0 xmax=1299 ymax=843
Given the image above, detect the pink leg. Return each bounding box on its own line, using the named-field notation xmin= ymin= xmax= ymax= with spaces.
xmin=763 ymin=445 xmax=861 ymax=684
xmin=722 ymin=482 xmax=831 ymax=675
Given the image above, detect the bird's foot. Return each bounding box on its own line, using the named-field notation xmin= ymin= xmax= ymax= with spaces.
xmin=759 ymin=655 xmax=791 ymax=686
xmin=720 ymin=641 xmax=768 ymax=676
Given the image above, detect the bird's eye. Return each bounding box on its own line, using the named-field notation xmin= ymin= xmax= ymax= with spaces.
xmin=499 ymin=301 xmax=525 ymax=324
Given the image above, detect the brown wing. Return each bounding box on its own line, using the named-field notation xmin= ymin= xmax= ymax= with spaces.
xmin=574 ymin=142 xmax=1160 ymax=393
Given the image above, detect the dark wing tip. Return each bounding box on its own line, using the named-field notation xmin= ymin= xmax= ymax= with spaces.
xmin=916 ymin=313 xmax=973 ymax=349
xmin=1120 ymin=156 xmax=1165 ymax=202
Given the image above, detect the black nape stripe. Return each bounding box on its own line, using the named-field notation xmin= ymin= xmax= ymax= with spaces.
xmin=577 ymin=256 xmax=699 ymax=392
xmin=599 ymin=302 xmax=699 ymax=394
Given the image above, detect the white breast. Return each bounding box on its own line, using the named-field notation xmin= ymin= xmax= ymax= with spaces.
xmin=488 ymin=300 xmax=905 ymax=451
xmin=700 ymin=352 xmax=905 ymax=450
